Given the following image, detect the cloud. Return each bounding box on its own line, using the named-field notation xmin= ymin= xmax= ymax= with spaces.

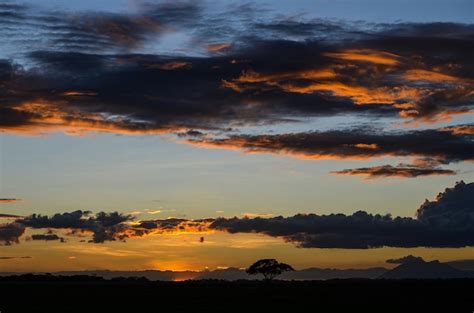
xmin=0 ymin=223 xmax=25 ymax=245
xmin=241 ymin=213 xmax=274 ymax=218
xmin=207 ymin=43 xmax=231 ymax=53
xmin=0 ymin=256 xmax=32 ymax=260
xmin=210 ymin=181 xmax=474 ymax=248
xmin=3 ymin=182 xmax=473 ymax=248
xmin=128 ymin=218 xmax=214 ymax=238
xmin=0 ymin=1 xmax=202 ymax=52
xmin=30 ymin=234 xmax=65 ymax=242
xmin=186 ymin=127 xmax=474 ymax=164
xmin=18 ymin=210 xmax=134 ymax=243
xmin=13 ymin=211 xmax=212 ymax=243
xmin=0 ymin=198 xmax=22 ymax=203
xmin=0 ymin=214 xmax=23 ymax=218
xmin=154 ymin=61 xmax=192 ymax=70
xmin=416 ymin=180 xmax=474 ymax=227
xmin=324 ymin=49 xmax=401 ymax=65
xmin=441 ymin=124 xmax=474 ymax=135
xmin=331 ymin=164 xmax=456 ymax=179
xmin=386 ymin=255 xmax=425 ymax=264
xmin=0 ymin=15 xmax=473 ymax=137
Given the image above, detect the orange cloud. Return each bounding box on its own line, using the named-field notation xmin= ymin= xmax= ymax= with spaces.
xmin=207 ymin=43 xmax=231 ymax=53
xmin=223 ymin=68 xmax=418 ymax=106
xmin=403 ymin=69 xmax=466 ymax=83
xmin=241 ymin=213 xmax=274 ymax=218
xmin=1 ymin=101 xmax=184 ymax=136
xmin=221 ymin=48 xmax=473 ymax=124
xmin=280 ymin=82 xmax=404 ymax=105
xmin=235 ymin=68 xmax=336 ymax=84
xmin=61 ymin=91 xmax=98 ymax=97
xmin=352 ymin=143 xmax=379 ymax=150
xmin=0 ymin=199 xmax=22 ymax=203
xmin=324 ymin=49 xmax=401 ymax=65
xmin=400 ymin=108 xmax=472 ymax=125
xmin=150 ymin=61 xmax=192 ymax=70
xmin=123 ymin=219 xmax=215 ymax=240
xmin=441 ymin=125 xmax=474 ymax=135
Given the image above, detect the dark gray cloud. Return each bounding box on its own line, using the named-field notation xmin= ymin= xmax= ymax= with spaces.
xmin=386 ymin=255 xmax=425 ymax=264
xmin=0 ymin=1 xmax=202 ymax=52
xmin=30 ymin=234 xmax=64 ymax=242
xmin=188 ymin=127 xmax=474 ymax=165
xmin=3 ymin=182 xmax=473 ymax=248
xmin=0 ymin=256 xmax=32 ymax=260
xmin=19 ymin=210 xmax=134 ymax=243
xmin=0 ymin=214 xmax=23 ymax=218
xmin=210 ymin=181 xmax=474 ymax=248
xmin=416 ymin=180 xmax=474 ymax=227
xmin=1 ymin=10 xmax=473 ymax=136
xmin=0 ymin=198 xmax=22 ymax=203
xmin=254 ymin=20 xmax=346 ymax=39
xmin=331 ymin=164 xmax=456 ymax=179
xmin=0 ymin=223 xmax=25 ymax=245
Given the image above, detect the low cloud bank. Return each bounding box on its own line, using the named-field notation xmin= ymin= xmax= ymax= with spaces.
xmin=1 ymin=182 xmax=472 ymax=248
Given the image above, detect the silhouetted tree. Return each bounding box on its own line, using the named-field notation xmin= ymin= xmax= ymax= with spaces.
xmin=246 ymin=259 xmax=294 ymax=281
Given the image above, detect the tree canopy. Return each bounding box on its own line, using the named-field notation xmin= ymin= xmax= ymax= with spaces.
xmin=246 ymin=259 xmax=294 ymax=280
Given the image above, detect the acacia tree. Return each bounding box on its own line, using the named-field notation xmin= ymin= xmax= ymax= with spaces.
xmin=246 ymin=259 xmax=294 ymax=281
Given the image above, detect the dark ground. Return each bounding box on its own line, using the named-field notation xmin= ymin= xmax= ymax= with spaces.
xmin=0 ymin=276 xmax=473 ymax=312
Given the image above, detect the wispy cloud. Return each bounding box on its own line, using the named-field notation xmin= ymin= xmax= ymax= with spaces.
xmin=0 ymin=198 xmax=22 ymax=203
xmin=0 ymin=256 xmax=32 ymax=260
xmin=331 ymin=164 xmax=456 ymax=179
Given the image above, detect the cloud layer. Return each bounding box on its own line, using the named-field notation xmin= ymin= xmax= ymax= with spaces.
xmin=1 ymin=2 xmax=472 ymax=178
xmin=211 ymin=181 xmax=474 ymax=248
xmin=1 ymin=1 xmax=473 ymax=135
xmin=1 ymin=182 xmax=473 ymax=248
xmin=187 ymin=127 xmax=473 ymax=177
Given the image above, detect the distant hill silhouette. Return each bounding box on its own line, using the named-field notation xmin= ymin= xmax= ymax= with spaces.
xmin=0 ymin=267 xmax=388 ymax=281
xmin=380 ymin=259 xmax=472 ymax=279
xmin=447 ymin=259 xmax=474 ymax=271
xmin=281 ymin=267 xmax=387 ymax=280
xmin=2 ymin=259 xmax=473 ymax=281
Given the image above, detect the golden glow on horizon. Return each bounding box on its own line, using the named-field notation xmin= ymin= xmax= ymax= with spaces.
xmin=2 ymin=231 xmax=474 ymax=272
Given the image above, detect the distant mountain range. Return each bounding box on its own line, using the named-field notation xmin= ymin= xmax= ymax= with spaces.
xmin=380 ymin=259 xmax=473 ymax=279
xmin=2 ymin=259 xmax=473 ymax=281
xmin=0 ymin=267 xmax=387 ymax=281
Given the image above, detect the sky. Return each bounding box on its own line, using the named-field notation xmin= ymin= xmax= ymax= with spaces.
xmin=0 ymin=0 xmax=473 ymax=272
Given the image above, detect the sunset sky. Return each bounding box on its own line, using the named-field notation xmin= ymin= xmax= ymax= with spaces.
xmin=0 ymin=0 xmax=473 ymax=272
